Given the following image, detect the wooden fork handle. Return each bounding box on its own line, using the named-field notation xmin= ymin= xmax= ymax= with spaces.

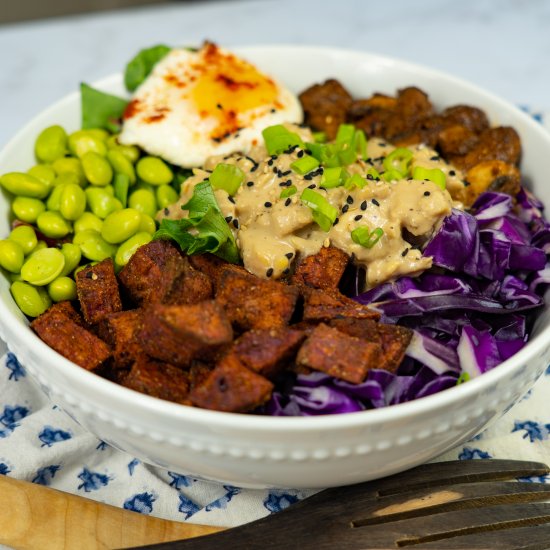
xmin=0 ymin=474 xmax=224 ymax=550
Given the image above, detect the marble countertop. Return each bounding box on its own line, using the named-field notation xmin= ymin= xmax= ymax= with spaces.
xmin=1 ymin=0 xmax=550 ymax=148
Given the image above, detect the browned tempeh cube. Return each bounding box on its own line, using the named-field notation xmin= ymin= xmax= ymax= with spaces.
xmin=296 ymin=323 xmax=380 ymax=384
xmin=377 ymin=323 xmax=413 ymax=373
xmin=76 ymin=259 xmax=122 ymax=325
xmin=140 ymin=301 xmax=233 ymax=367
xmin=329 ymin=318 xmax=381 ymax=341
xmin=188 ymin=253 xmax=229 ymax=287
xmin=232 ymin=327 xmax=305 ymax=379
xmin=118 ymin=240 xmax=186 ymax=305
xmin=291 ymin=247 xmax=349 ymax=291
xmin=31 ymin=303 xmax=111 ymax=372
xmin=166 ymin=260 xmax=214 ymax=305
xmin=188 ymin=355 xmax=273 ymax=412
xmin=120 ymin=355 xmax=190 ymax=404
xmin=301 ymin=287 xmax=380 ymax=323
xmin=216 ymin=266 xmax=299 ymax=331
xmin=96 ymin=309 xmax=143 ymax=369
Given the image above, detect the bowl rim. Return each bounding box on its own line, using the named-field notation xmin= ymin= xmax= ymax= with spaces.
xmin=1 ymin=43 xmax=549 ymax=432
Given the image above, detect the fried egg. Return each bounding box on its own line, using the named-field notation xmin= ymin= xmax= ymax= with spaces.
xmin=118 ymin=43 xmax=303 ymax=168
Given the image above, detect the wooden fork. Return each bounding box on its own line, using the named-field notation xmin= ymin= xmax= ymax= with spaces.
xmin=1 ymin=459 xmax=549 ymax=550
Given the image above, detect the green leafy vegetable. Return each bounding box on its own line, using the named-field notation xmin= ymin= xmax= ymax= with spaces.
xmin=80 ymin=83 xmax=128 ymax=133
xmin=124 ymin=44 xmax=172 ymax=92
xmin=154 ymin=181 xmax=240 ymax=263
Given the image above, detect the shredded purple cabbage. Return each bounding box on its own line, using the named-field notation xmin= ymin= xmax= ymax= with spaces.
xmin=262 ymin=187 xmax=549 ymax=416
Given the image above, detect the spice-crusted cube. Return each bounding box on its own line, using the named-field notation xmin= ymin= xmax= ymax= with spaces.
xmin=231 ymin=327 xmax=305 ymax=379
xmin=166 ymin=260 xmax=214 ymax=305
xmin=216 ymin=266 xmax=299 ymax=331
xmin=140 ymin=301 xmax=233 ymax=367
xmin=296 ymin=323 xmax=380 ymax=384
xmin=96 ymin=309 xmax=143 ymax=369
xmin=377 ymin=323 xmax=413 ymax=373
xmin=118 ymin=240 xmax=186 ymax=305
xmin=31 ymin=302 xmax=111 ymax=372
xmin=188 ymin=253 xmax=229 ymax=287
xmin=76 ymin=259 xmax=122 ymax=325
xmin=291 ymin=247 xmax=350 ymax=291
xmin=120 ymin=355 xmax=190 ymax=404
xmin=188 ymin=354 xmax=273 ymax=413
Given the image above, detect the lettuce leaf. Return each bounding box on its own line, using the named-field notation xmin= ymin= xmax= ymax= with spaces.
xmin=80 ymin=83 xmax=128 ymax=133
xmin=154 ymin=181 xmax=240 ymax=264
xmin=124 ymin=44 xmax=171 ymax=92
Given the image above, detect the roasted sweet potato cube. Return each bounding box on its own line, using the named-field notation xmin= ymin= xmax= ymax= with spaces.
xmin=118 ymin=240 xmax=186 ymax=305
xmin=232 ymin=327 xmax=305 ymax=379
xmin=31 ymin=303 xmax=111 ymax=372
xmin=120 ymin=356 xmax=190 ymax=404
xmin=188 ymin=355 xmax=273 ymax=412
xmin=97 ymin=309 xmax=143 ymax=369
xmin=76 ymin=259 xmax=122 ymax=325
xmin=302 ymin=287 xmax=380 ymax=323
xmin=291 ymin=247 xmax=350 ymax=291
xmin=296 ymin=323 xmax=380 ymax=384
xmin=140 ymin=301 xmax=233 ymax=367
xmin=216 ymin=266 xmax=299 ymax=331
xmin=166 ymin=260 xmax=213 ymax=305
xmin=377 ymin=323 xmax=413 ymax=373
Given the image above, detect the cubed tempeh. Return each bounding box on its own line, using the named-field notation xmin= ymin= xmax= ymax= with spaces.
xmin=120 ymin=355 xmax=190 ymax=404
xmin=140 ymin=301 xmax=233 ymax=367
xmin=76 ymin=259 xmax=122 ymax=325
xmin=118 ymin=240 xmax=186 ymax=305
xmin=188 ymin=354 xmax=273 ymax=413
xmin=231 ymin=327 xmax=305 ymax=379
xmin=96 ymin=309 xmax=143 ymax=369
xmin=31 ymin=302 xmax=111 ymax=372
xmin=166 ymin=259 xmax=214 ymax=305
xmin=216 ymin=266 xmax=299 ymax=331
xmin=291 ymin=247 xmax=349 ymax=291
xmin=376 ymin=323 xmax=413 ymax=373
xmin=188 ymin=253 xmax=229 ymax=287
xmin=296 ymin=323 xmax=380 ymax=384
xmin=329 ymin=317 xmax=381 ymax=341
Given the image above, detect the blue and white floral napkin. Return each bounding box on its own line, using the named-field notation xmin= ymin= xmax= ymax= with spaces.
xmin=0 ymin=108 xmax=548 ymax=545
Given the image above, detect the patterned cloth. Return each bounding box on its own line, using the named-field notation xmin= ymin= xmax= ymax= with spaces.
xmin=0 ymin=108 xmax=548 ymax=547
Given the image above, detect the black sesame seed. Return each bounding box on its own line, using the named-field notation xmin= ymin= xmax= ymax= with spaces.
xmin=378 ymin=142 xmax=387 ymax=147
xmin=464 ymin=180 xmax=471 ymax=187
xmin=430 ymin=155 xmax=440 ymax=161
xmin=266 ymin=268 xmax=274 ymax=277
xmin=285 ymin=252 xmax=293 ymax=259
xmin=346 ymin=195 xmax=354 ymax=205
xmin=449 ymin=170 xmax=456 ymax=176
xmin=305 ymin=149 xmax=312 ymax=155
xmin=360 ymin=201 xmax=367 ymax=211
xmin=424 ymin=191 xmax=431 ymax=196
xmin=85 ymin=271 xmax=94 ymax=279
xmin=285 ymin=179 xmax=292 ymax=186
xmin=308 ymin=183 xmax=316 ymax=189
xmin=354 ymin=214 xmax=363 ymax=221
xmin=250 ymin=164 xmax=258 ymax=172
xmin=264 ymin=201 xmax=272 ymax=208
xmin=342 ymin=204 xmax=349 ymax=213
xmin=270 ymin=108 xmax=276 ymax=114
xmin=271 ymin=154 xmax=278 ymax=160
xmin=216 ymin=103 xmax=223 ymax=109
xmin=272 ymin=166 xmax=278 ymax=174
xmin=224 ymin=216 xmax=233 ymax=223
xmin=247 ymin=181 xmax=254 ymax=187
xmin=297 ymin=150 xmax=304 ymax=158
xmin=232 ymin=219 xmax=239 ymax=229
xmin=228 ymin=196 xmax=235 ymax=204
xmin=333 ymin=217 xmax=339 ymax=226
xmin=304 ymin=174 xmax=313 ymax=181
xmin=285 ymin=198 xmax=292 ymax=206
xmin=371 ymin=198 xmax=380 ymax=206
xmin=281 ymin=170 xmax=291 ymax=177
xmin=268 ymin=159 xmax=274 ymax=166
xmin=366 ymin=174 xmax=374 ymax=180
xmin=282 ymin=268 xmax=290 ymax=275
xmin=401 ymin=248 xmax=410 ymax=257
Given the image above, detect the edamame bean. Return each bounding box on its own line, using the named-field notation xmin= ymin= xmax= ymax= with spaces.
xmin=115 ymin=232 xmax=152 ymax=268
xmin=36 ymin=211 xmax=71 ymax=238
xmin=108 ymin=141 xmax=140 ymax=164
xmin=46 ymin=183 xmax=66 ymax=211
xmin=68 ymin=130 xmax=107 ymax=158
xmin=28 ymin=164 xmax=56 ymax=187
xmin=156 ymin=184 xmax=179 ymax=209
xmin=128 ymin=188 xmax=157 ymax=218
xmin=85 ymin=187 xmax=122 ymax=219
xmin=9 ymin=273 xmax=23 ymax=283
xmin=81 ymin=151 xmax=113 ymax=186
xmin=12 ymin=197 xmax=46 ymax=223
xmin=101 ymin=208 xmax=141 ymax=244
xmin=0 ymin=240 xmax=24 ymax=273
xmin=53 ymin=171 xmax=81 ymax=189
xmin=107 ymin=149 xmax=136 ymax=184
xmin=52 ymin=157 xmax=86 ymax=187
xmin=113 ymin=174 xmax=129 ymax=207
xmin=136 ymin=156 xmax=173 ymax=186
xmin=35 ymin=125 xmax=67 ymax=163
xmin=59 ymin=243 xmax=81 ymax=276
xmin=47 ymin=276 xmax=77 ymax=302
xmin=59 ymin=183 xmax=86 ymax=220
xmin=74 ymin=229 xmax=117 ymax=261
xmin=10 ymin=281 xmax=51 ymax=317
xmin=9 ymin=225 xmax=37 ymax=255
xmin=21 ymin=247 xmax=65 ymax=286
xmin=139 ymin=214 xmax=156 ymax=235
xmin=86 ymin=128 xmax=110 ymax=141
xmin=0 ymin=172 xmax=50 ymax=198
xmin=74 ymin=212 xmax=103 ymax=234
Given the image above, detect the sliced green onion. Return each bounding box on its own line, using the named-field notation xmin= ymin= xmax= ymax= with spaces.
xmin=209 ymin=163 xmax=244 ymax=195
xmin=351 ymin=226 xmax=384 ymax=249
xmin=383 ymin=147 xmax=413 ymax=178
xmin=456 ymin=372 xmax=471 ymax=385
xmin=337 ymin=144 xmax=357 ymax=166
xmin=290 ymin=155 xmax=320 ymax=175
xmin=306 ymin=142 xmax=325 ymax=162
xmin=412 ymin=166 xmax=447 ymax=189
xmin=321 ymin=167 xmax=347 ymax=189
xmin=344 ymin=173 xmax=367 ymax=190
xmin=300 ymin=188 xmax=337 ymax=232
xmin=262 ymin=125 xmax=304 ymax=156
xmin=336 ymin=124 xmax=356 ymax=145
xmin=366 ymin=167 xmax=381 ymax=180
xmin=312 ymin=131 xmax=327 ymax=143
xmin=280 ymin=185 xmax=297 ymax=198
xmin=382 ymin=168 xmax=405 ymax=182
xmin=355 ymin=129 xmax=367 ymax=158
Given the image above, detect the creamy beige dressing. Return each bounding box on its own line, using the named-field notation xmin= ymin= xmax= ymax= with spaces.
xmin=162 ymin=127 xmax=463 ymax=288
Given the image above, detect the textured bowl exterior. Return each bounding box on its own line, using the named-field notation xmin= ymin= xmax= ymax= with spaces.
xmin=1 ymin=46 xmax=550 ymax=489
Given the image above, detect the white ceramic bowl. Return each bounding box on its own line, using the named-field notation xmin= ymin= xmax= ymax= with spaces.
xmin=1 ymin=46 xmax=550 ymax=489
